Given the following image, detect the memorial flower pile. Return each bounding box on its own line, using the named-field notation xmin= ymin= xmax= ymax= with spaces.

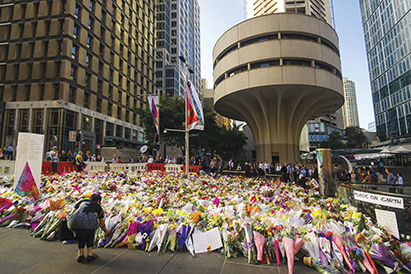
xmin=0 ymin=171 xmax=411 ymax=273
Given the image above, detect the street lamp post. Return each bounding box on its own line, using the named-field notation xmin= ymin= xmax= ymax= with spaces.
xmin=179 ymin=56 xmax=191 ymax=174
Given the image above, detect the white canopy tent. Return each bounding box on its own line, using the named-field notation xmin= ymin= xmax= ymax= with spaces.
xmin=392 ymin=146 xmax=411 ymax=153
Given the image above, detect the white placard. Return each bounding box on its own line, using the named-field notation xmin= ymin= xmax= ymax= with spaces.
xmin=353 ymin=190 xmax=404 ymax=209
xmin=192 ymin=227 xmax=223 ymax=253
xmin=13 ymin=133 xmax=44 ymax=198
xmin=375 ymin=209 xmax=400 ymax=239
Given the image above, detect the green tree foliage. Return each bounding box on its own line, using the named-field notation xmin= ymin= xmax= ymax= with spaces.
xmin=320 ymin=130 xmax=345 ymax=149
xmin=135 ymin=96 xmax=248 ymax=157
xmin=344 ymin=126 xmax=367 ymax=148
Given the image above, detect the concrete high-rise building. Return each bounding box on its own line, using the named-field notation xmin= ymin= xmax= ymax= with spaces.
xmin=246 ymin=0 xmax=342 ymax=152
xmin=359 ymin=0 xmax=411 ymax=141
xmin=246 ymin=0 xmax=332 ymax=25
xmin=342 ymin=77 xmax=360 ymax=128
xmin=368 ymin=121 xmax=376 ymax=132
xmin=213 ymin=13 xmax=343 ymax=162
xmin=155 ymin=0 xmax=201 ymax=97
xmin=0 ymin=0 xmax=156 ymax=155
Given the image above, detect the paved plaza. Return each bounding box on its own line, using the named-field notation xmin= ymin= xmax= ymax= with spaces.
xmin=0 ymin=227 xmax=321 ymax=274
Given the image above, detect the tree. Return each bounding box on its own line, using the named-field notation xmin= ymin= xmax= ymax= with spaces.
xmin=344 ymin=126 xmax=367 ymax=148
xmin=135 ymin=96 xmax=247 ymax=157
xmin=320 ymin=130 xmax=345 ymax=149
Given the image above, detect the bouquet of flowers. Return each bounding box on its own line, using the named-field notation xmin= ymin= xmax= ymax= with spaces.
xmin=281 ymin=227 xmax=298 ymax=274
xmin=267 ymin=225 xmax=283 ymax=266
xmin=242 ymin=223 xmax=256 ymax=264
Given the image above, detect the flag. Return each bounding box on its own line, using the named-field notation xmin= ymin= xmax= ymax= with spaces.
xmin=186 ymin=81 xmax=204 ymax=131
xmin=147 ymin=95 xmax=159 ymax=133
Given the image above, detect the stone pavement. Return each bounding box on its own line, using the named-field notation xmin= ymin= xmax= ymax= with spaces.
xmin=0 ymin=227 xmax=321 ymax=274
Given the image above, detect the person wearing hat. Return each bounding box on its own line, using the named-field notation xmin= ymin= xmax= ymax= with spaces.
xmin=50 ymin=146 xmax=59 ymax=174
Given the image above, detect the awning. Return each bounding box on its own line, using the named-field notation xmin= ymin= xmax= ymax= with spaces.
xmin=104 ymin=136 xmax=145 ymax=146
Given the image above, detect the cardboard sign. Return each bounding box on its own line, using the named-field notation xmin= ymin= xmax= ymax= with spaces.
xmin=353 ymin=190 xmax=404 ymax=209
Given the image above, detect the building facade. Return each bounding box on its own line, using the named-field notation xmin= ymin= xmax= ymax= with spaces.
xmin=360 ymin=0 xmax=411 ymax=141
xmin=0 ymin=0 xmax=156 ymax=155
xmin=155 ymin=0 xmax=200 ymax=97
xmin=342 ymin=77 xmax=360 ymax=128
xmin=246 ymin=0 xmax=332 ymax=25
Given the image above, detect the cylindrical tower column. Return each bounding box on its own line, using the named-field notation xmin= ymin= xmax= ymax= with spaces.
xmin=213 ymin=13 xmax=344 ymax=163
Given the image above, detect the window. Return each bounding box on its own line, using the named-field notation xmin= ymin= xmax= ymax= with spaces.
xmin=70 ymin=64 xmax=77 ymax=78
xmin=19 ymin=23 xmax=24 ymax=38
xmin=85 ymin=72 xmax=90 ymax=86
xmin=69 ymin=86 xmax=76 ymax=103
xmin=108 ymin=103 xmax=112 ymax=116
xmin=45 ymin=20 xmax=51 ymax=35
xmin=14 ymin=64 xmax=20 ymax=79
xmin=43 ymin=41 xmax=48 ymax=57
xmin=54 ymin=84 xmax=60 ymax=100
xmin=25 ymin=85 xmax=30 ymax=101
xmin=40 ymin=62 xmax=46 ymax=78
xmin=15 ymin=44 xmax=21 ymax=59
xmin=27 ymin=63 xmax=33 ymax=78
xmin=84 ymin=92 xmax=90 ymax=108
xmin=71 ymin=44 xmax=78 ymax=59
xmin=86 ymin=54 xmax=90 ymax=65
xmin=89 ymin=0 xmax=94 ymax=11
xmin=99 ymin=61 xmax=103 ymax=73
xmin=98 ymin=79 xmax=102 ymax=92
xmin=97 ymin=98 xmax=102 ymax=112
xmin=88 ymin=18 xmax=93 ymax=29
xmin=55 ymin=61 xmax=60 ymax=77
xmin=73 ymin=24 xmax=78 ymax=38
xmin=39 ymin=84 xmax=45 ymax=100
xmin=75 ymin=4 xmax=80 ymax=18
xmin=87 ymin=35 xmax=91 ymax=47
xmin=100 ymin=44 xmax=104 ymax=57
xmin=32 ymin=22 xmax=37 ymax=36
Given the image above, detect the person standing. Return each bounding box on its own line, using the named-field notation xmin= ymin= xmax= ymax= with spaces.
xmin=319 ymin=165 xmax=328 ymax=197
xmin=112 ymin=154 xmax=118 ymax=164
xmin=129 ymin=156 xmax=135 ymax=163
xmin=7 ymin=144 xmax=13 ymax=160
xmin=397 ymin=172 xmax=404 ymax=194
xmin=281 ymin=164 xmax=287 ymax=183
xmin=75 ymin=151 xmax=85 ymax=172
xmin=117 ymin=156 xmax=122 ymax=163
xmin=332 ymin=164 xmax=340 ymax=182
xmin=50 ymin=146 xmax=59 ymax=174
xmin=60 ymin=150 xmax=69 ymax=162
xmin=386 ymin=168 xmax=397 ymax=193
xmin=68 ymin=194 xmax=111 ymax=263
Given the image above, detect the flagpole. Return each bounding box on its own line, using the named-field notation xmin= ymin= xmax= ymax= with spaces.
xmin=179 ymin=56 xmax=190 ymax=175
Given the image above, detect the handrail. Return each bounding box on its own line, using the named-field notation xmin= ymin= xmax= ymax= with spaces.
xmin=335 ymin=182 xmax=411 ymax=199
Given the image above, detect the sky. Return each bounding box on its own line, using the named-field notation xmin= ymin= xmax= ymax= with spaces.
xmin=197 ymin=0 xmax=374 ymax=130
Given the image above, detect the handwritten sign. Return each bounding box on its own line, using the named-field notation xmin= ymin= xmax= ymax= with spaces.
xmin=14 ymin=133 xmax=44 ymax=199
xmin=375 ymin=209 xmax=400 ymax=239
xmin=353 ymin=190 xmax=404 ymax=209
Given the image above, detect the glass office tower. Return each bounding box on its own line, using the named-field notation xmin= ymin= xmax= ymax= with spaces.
xmin=155 ymin=0 xmax=201 ymax=97
xmin=360 ymin=0 xmax=411 ymax=140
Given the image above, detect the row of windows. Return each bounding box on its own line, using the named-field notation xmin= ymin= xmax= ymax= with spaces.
xmin=214 ymin=32 xmax=339 ymax=68
xmin=215 ymin=58 xmax=341 ymax=87
xmin=0 ymin=83 xmax=58 ymax=102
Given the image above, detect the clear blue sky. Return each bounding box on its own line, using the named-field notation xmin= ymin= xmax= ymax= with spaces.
xmin=197 ymin=0 xmax=374 ymax=129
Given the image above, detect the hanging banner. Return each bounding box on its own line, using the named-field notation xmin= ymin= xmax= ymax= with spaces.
xmin=186 ymin=80 xmax=204 ymax=131
xmin=14 ymin=133 xmax=44 ymax=200
xmin=147 ymin=95 xmax=159 ymax=133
